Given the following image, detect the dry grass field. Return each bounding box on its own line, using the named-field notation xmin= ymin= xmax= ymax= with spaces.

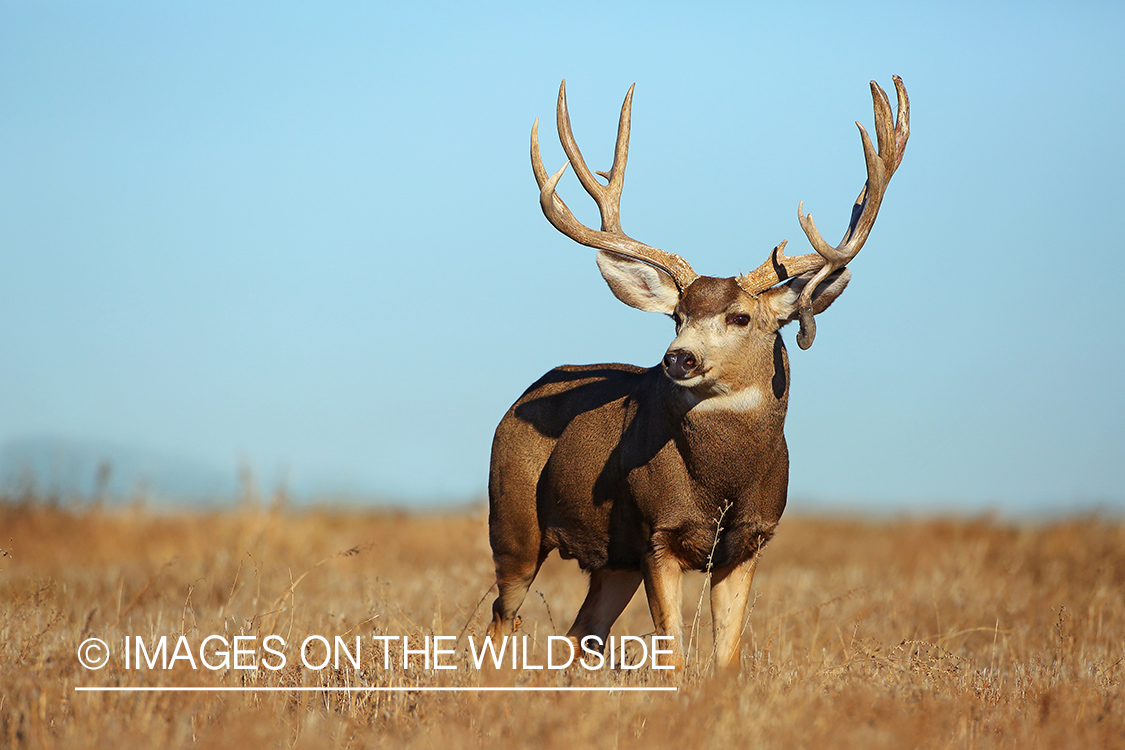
xmin=1 ymin=499 xmax=1122 ymax=749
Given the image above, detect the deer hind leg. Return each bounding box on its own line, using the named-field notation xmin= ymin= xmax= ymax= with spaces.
xmin=486 ymin=547 xmax=548 ymax=638
xmin=486 ymin=452 xmax=548 ymax=639
xmin=709 ymin=555 xmax=759 ymax=671
xmin=566 ymin=568 xmax=643 ymax=650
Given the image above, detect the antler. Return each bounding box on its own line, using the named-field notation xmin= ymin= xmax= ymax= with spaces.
xmin=738 ymin=76 xmax=910 ymax=349
xmin=532 ymin=80 xmax=698 ymax=292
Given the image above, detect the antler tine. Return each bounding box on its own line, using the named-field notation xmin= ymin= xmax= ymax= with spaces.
xmin=556 ymin=80 xmax=632 ymax=233
xmin=531 ymin=80 xmax=698 ymax=292
xmin=738 ymin=76 xmax=909 ymax=349
xmin=891 ymin=75 xmax=910 ymax=168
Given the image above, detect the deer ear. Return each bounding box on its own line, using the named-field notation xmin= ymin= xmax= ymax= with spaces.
xmin=595 ymin=251 xmax=681 ymax=314
xmin=761 ymin=268 xmax=851 ymax=328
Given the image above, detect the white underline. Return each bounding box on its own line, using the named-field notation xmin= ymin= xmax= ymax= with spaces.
xmin=74 ymin=686 xmax=676 ymax=693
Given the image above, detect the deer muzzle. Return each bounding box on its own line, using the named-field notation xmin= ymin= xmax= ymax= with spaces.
xmin=663 ymin=348 xmax=700 ymax=381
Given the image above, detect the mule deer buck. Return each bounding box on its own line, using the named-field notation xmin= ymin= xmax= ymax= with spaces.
xmin=487 ymin=77 xmax=909 ymax=670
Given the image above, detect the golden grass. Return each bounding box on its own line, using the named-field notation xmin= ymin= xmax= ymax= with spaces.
xmin=1 ymin=500 xmax=1122 ymax=748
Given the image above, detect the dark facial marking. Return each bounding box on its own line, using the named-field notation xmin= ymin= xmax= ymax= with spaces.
xmin=771 ymin=334 xmax=787 ymax=399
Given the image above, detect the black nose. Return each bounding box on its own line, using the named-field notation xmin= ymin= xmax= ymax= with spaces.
xmin=663 ymin=348 xmax=698 ymax=380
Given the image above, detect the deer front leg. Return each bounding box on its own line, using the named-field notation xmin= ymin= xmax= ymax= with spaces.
xmin=709 ymin=554 xmax=759 ymax=670
xmin=642 ymin=541 xmax=685 ymax=670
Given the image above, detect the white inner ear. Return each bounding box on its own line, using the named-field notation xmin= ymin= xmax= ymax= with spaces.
xmin=763 ymin=284 xmax=801 ymax=321
xmin=596 ymin=251 xmax=681 ymax=314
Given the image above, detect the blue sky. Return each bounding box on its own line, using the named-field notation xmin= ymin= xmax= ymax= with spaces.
xmin=2 ymin=2 xmax=1122 ymax=512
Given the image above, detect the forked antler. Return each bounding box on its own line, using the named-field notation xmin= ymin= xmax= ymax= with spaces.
xmin=532 ymin=80 xmax=699 ymax=292
xmin=738 ymin=76 xmax=910 ymax=348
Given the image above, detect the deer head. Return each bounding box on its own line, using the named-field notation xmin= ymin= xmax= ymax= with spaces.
xmin=530 ymin=78 xmax=910 ymax=396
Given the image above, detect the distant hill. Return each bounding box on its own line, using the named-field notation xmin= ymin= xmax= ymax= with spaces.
xmin=0 ymin=436 xmax=239 ymax=502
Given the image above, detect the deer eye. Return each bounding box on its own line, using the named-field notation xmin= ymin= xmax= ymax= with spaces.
xmin=727 ymin=313 xmax=751 ymax=327
xmin=671 ymin=313 xmax=683 ymax=327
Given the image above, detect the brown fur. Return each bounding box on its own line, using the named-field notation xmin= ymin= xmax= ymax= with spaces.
xmin=486 ymin=272 xmax=849 ymax=670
